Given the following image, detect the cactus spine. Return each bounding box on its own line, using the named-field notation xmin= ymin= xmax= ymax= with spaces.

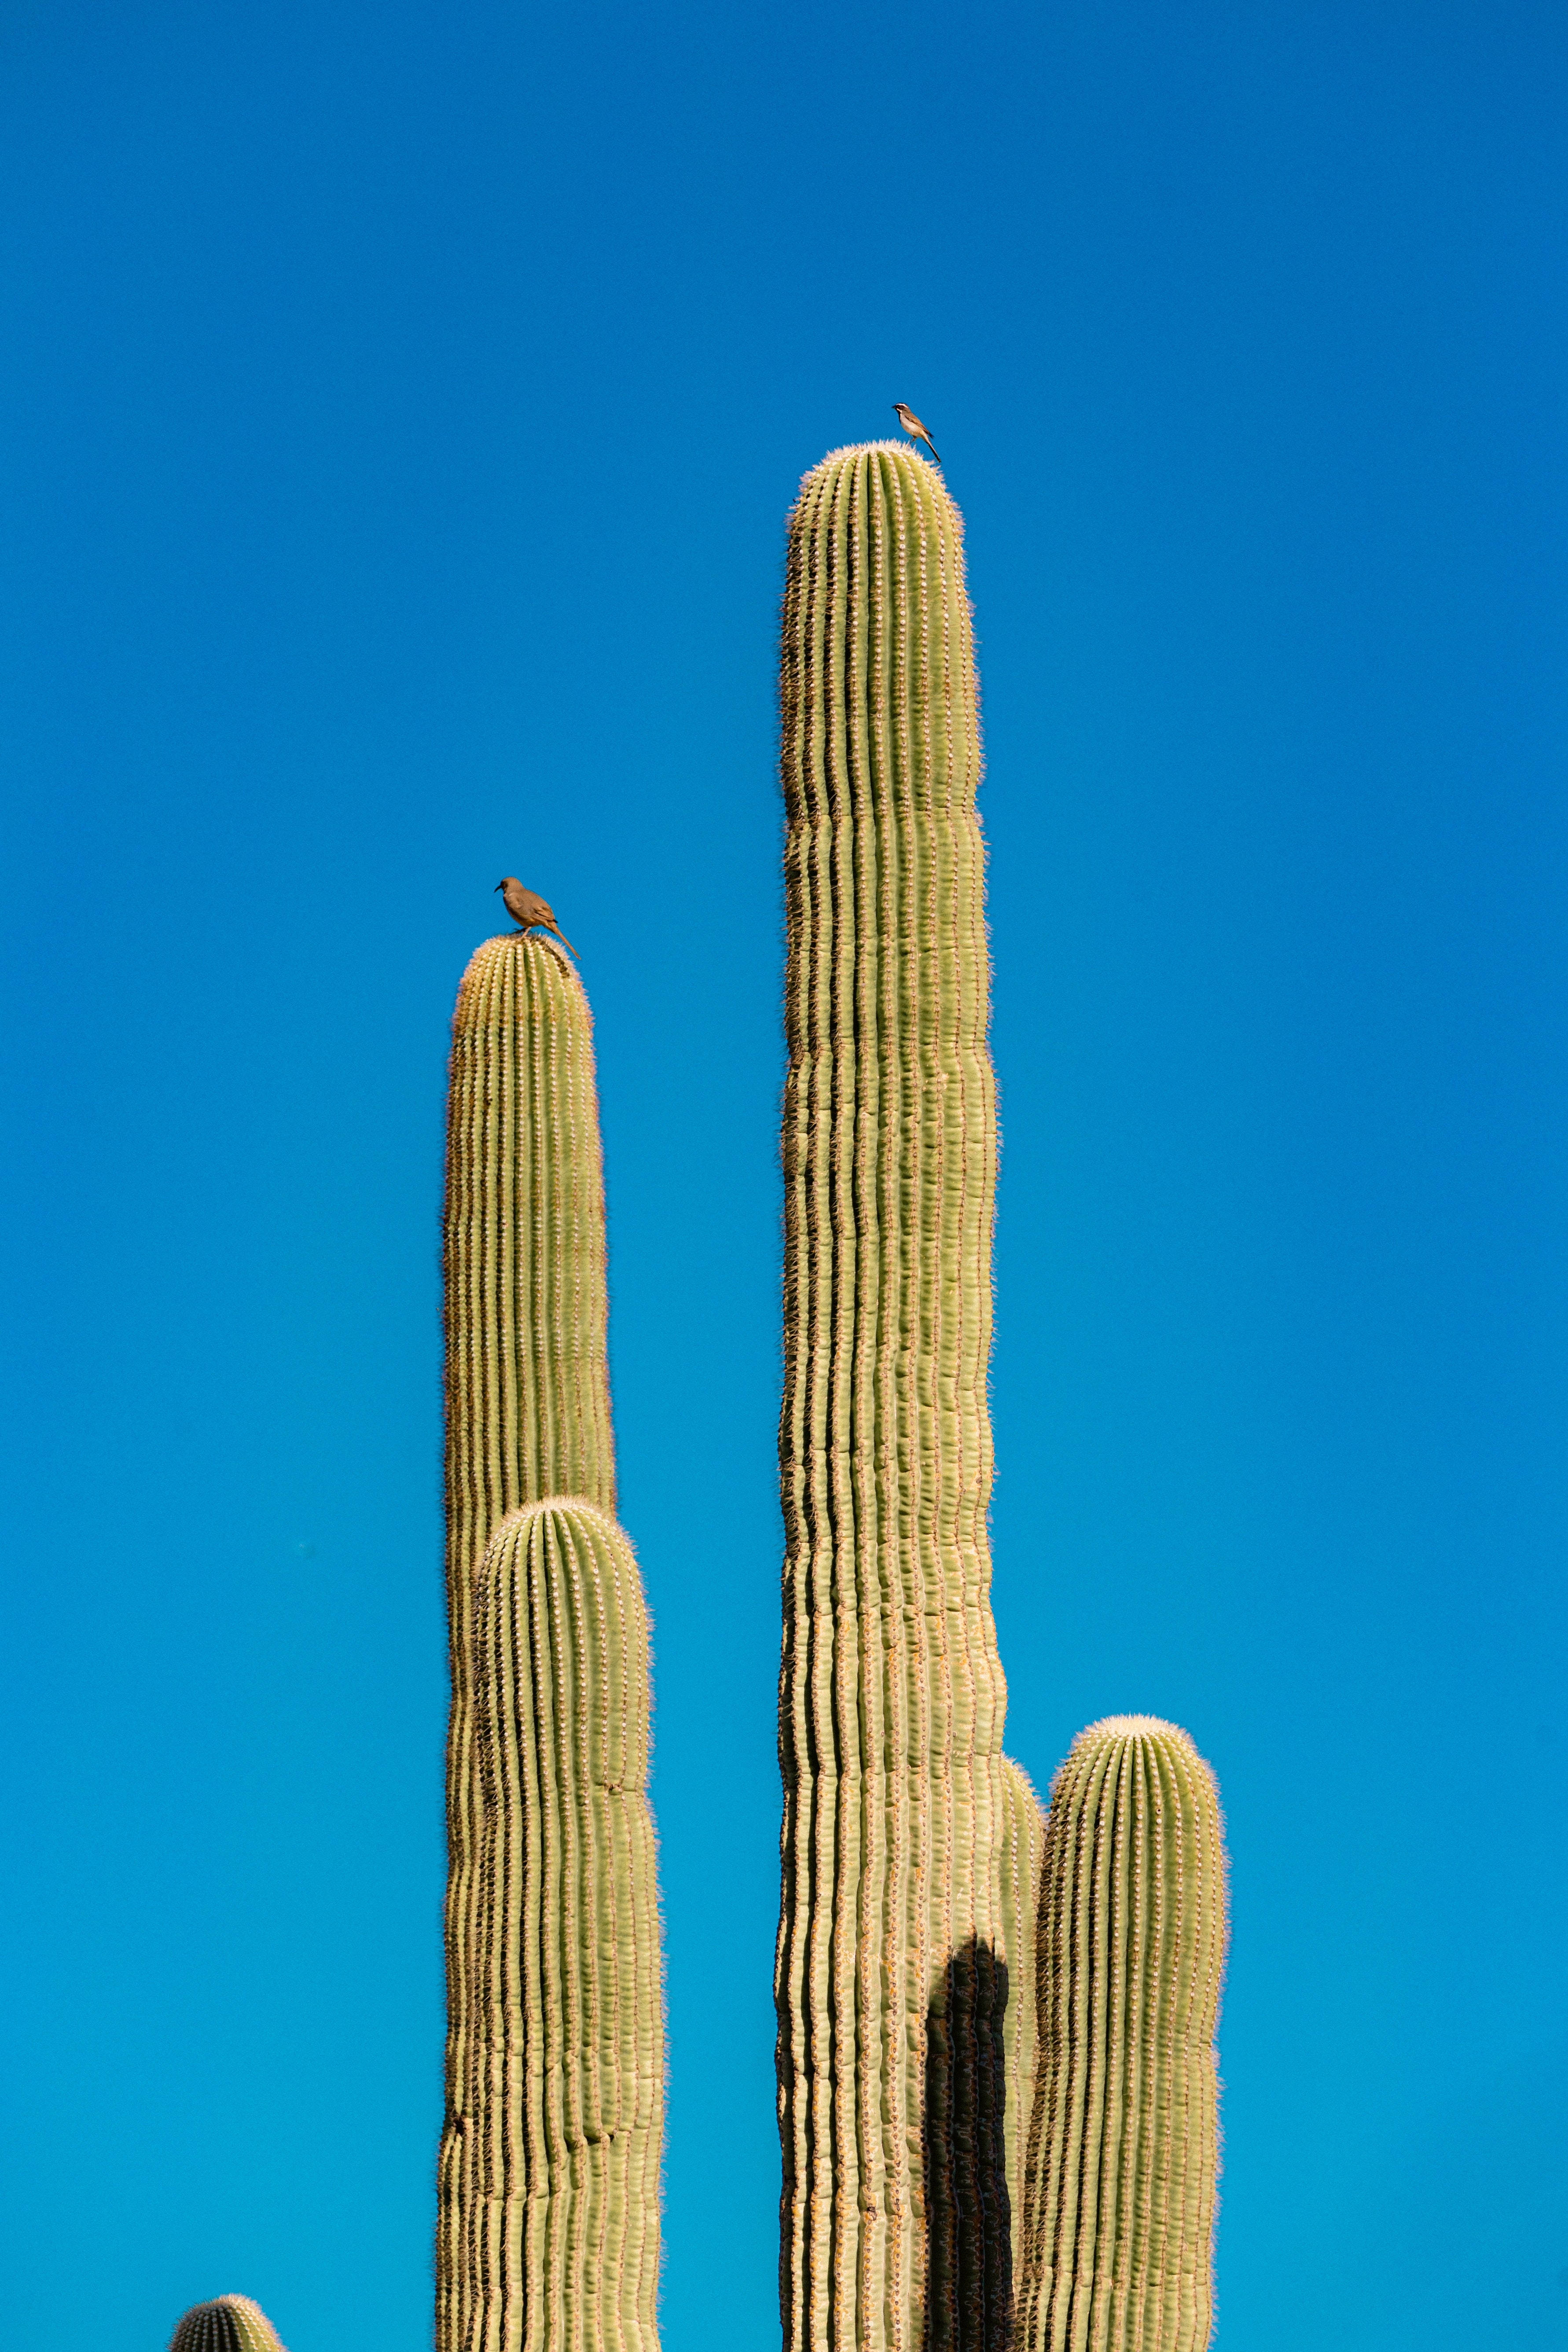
xmin=168 ymin=2298 xmax=285 ymax=2352
xmin=1018 ymin=1718 xmax=1228 ymax=2352
xmin=776 ymin=441 xmax=1015 ymax=2352
xmin=438 ymin=930 xmax=663 ymax=2352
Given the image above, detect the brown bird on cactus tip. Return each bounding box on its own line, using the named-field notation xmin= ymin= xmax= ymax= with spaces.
xmin=495 ymin=877 xmax=577 ymax=956
xmin=892 ymin=402 xmax=940 ymax=465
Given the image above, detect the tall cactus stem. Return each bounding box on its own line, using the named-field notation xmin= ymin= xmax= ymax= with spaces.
xmin=775 ymin=441 xmax=1012 ymax=2352
xmin=439 ymin=1498 xmax=664 ymax=2352
xmin=1017 ymin=1717 xmax=1229 ymax=2352
xmin=439 ymin=929 xmax=661 ymax=2352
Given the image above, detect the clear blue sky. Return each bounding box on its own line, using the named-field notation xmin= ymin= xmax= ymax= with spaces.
xmin=2 ymin=3 xmax=1565 ymax=2346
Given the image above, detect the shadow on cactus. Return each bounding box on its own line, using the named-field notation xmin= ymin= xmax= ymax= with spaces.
xmin=923 ymin=1936 xmax=1012 ymax=2352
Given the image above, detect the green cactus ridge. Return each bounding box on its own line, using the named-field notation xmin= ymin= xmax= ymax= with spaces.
xmin=1018 ymin=1716 xmax=1229 ymax=2352
xmin=438 ymin=1497 xmax=664 ymax=2352
xmin=168 ymin=2297 xmax=285 ymax=2352
xmin=775 ymin=439 xmax=1019 ymax=2352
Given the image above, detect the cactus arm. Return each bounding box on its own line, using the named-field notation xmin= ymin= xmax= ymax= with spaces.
xmin=1018 ymin=1718 xmax=1229 ymax=2352
xmin=443 ymin=1499 xmax=663 ymax=2352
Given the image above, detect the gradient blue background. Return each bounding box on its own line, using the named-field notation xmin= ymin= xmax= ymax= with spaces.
xmin=3 ymin=2 xmax=1566 ymax=2344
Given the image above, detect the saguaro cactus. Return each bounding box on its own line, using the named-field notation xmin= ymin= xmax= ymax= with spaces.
xmin=775 ymin=440 xmax=1016 ymax=2352
xmin=438 ymin=929 xmax=662 ymax=2352
xmin=1017 ymin=1718 xmax=1228 ymax=2352
xmin=168 ymin=2297 xmax=285 ymax=2352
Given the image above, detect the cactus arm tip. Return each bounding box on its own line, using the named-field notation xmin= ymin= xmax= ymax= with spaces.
xmin=168 ymin=2297 xmax=286 ymax=2352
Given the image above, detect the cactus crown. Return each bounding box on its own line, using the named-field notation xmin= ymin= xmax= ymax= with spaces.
xmin=168 ymin=2297 xmax=285 ymax=2352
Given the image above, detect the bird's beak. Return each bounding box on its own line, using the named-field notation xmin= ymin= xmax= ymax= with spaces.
xmin=493 ymin=882 xmax=503 ymax=891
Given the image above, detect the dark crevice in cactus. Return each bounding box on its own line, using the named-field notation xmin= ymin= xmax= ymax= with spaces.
xmin=923 ymin=1937 xmax=1014 ymax=2352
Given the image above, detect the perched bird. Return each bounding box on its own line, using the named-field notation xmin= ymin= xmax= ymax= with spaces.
xmin=495 ymin=877 xmax=577 ymax=955
xmin=892 ymin=402 xmax=941 ymax=464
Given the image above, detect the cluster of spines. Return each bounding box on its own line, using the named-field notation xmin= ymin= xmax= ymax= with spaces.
xmin=1017 ymin=1718 xmax=1228 ymax=2352
xmin=168 ymin=2297 xmax=285 ymax=2352
xmin=775 ymin=439 xmax=1017 ymax=2352
xmin=438 ymin=929 xmax=662 ymax=2352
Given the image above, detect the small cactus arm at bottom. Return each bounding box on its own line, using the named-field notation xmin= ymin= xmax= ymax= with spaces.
xmin=168 ymin=2297 xmax=286 ymax=2352
xmin=437 ymin=1497 xmax=664 ymax=2352
xmin=1017 ymin=1718 xmax=1229 ymax=2352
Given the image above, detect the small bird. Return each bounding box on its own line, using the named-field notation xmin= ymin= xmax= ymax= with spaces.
xmin=892 ymin=403 xmax=941 ymax=465
xmin=495 ymin=878 xmax=577 ymax=955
